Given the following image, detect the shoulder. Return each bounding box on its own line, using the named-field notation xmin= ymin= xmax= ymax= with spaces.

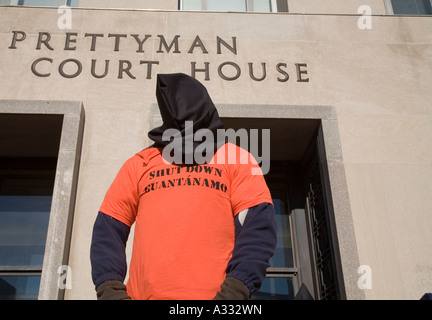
xmin=134 ymin=145 xmax=163 ymax=165
xmin=114 ymin=146 xmax=162 ymax=175
xmin=213 ymin=142 xmax=258 ymax=166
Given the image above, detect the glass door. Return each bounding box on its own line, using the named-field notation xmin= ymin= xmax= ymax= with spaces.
xmin=252 ymin=166 xmax=298 ymax=299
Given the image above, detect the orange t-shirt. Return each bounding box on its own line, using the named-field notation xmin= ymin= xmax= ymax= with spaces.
xmin=99 ymin=142 xmax=272 ymax=300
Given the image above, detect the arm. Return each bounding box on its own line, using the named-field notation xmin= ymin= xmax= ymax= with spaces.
xmin=214 ymin=202 xmax=277 ymax=299
xmin=90 ymin=211 xmax=131 ymax=300
xmin=90 ymin=156 xmax=140 ymax=299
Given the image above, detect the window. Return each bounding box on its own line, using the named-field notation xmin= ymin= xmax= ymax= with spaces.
xmin=0 ymin=114 xmax=63 ymax=300
xmin=252 ymin=172 xmax=297 ymax=299
xmin=0 ymin=166 xmax=56 ymax=300
xmin=0 ymin=101 xmax=84 ymax=300
xmin=253 ymin=143 xmax=340 ymax=300
xmin=391 ymin=0 xmax=432 ymax=15
xmin=0 ymin=0 xmax=79 ymax=7
xmin=180 ymin=0 xmax=276 ymax=12
xmin=220 ymin=116 xmax=343 ymax=300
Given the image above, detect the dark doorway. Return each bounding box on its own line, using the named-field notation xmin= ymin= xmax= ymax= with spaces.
xmin=0 ymin=113 xmax=63 ymax=300
xmin=222 ymin=117 xmax=341 ymax=300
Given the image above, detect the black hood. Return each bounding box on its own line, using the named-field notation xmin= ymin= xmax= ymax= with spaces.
xmin=148 ymin=73 xmax=224 ymax=164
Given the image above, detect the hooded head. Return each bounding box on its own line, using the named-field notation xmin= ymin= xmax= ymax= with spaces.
xmin=148 ymin=73 xmax=225 ymax=164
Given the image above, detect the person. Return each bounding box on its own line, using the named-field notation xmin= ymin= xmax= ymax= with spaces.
xmin=90 ymin=73 xmax=277 ymax=300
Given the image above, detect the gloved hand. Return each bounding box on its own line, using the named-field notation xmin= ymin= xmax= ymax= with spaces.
xmin=96 ymin=280 xmax=131 ymax=300
xmin=213 ymin=277 xmax=250 ymax=300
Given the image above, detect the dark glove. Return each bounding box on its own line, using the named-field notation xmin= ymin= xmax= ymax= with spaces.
xmin=213 ymin=277 xmax=250 ymax=300
xmin=96 ymin=280 xmax=131 ymax=300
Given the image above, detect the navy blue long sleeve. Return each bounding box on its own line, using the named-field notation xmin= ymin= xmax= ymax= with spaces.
xmin=91 ymin=204 xmax=276 ymax=295
xmin=226 ymin=202 xmax=277 ymax=295
xmin=90 ymin=211 xmax=130 ymax=289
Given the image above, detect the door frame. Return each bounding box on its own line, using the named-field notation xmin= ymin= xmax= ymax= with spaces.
xmin=149 ymin=102 xmax=365 ymax=300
